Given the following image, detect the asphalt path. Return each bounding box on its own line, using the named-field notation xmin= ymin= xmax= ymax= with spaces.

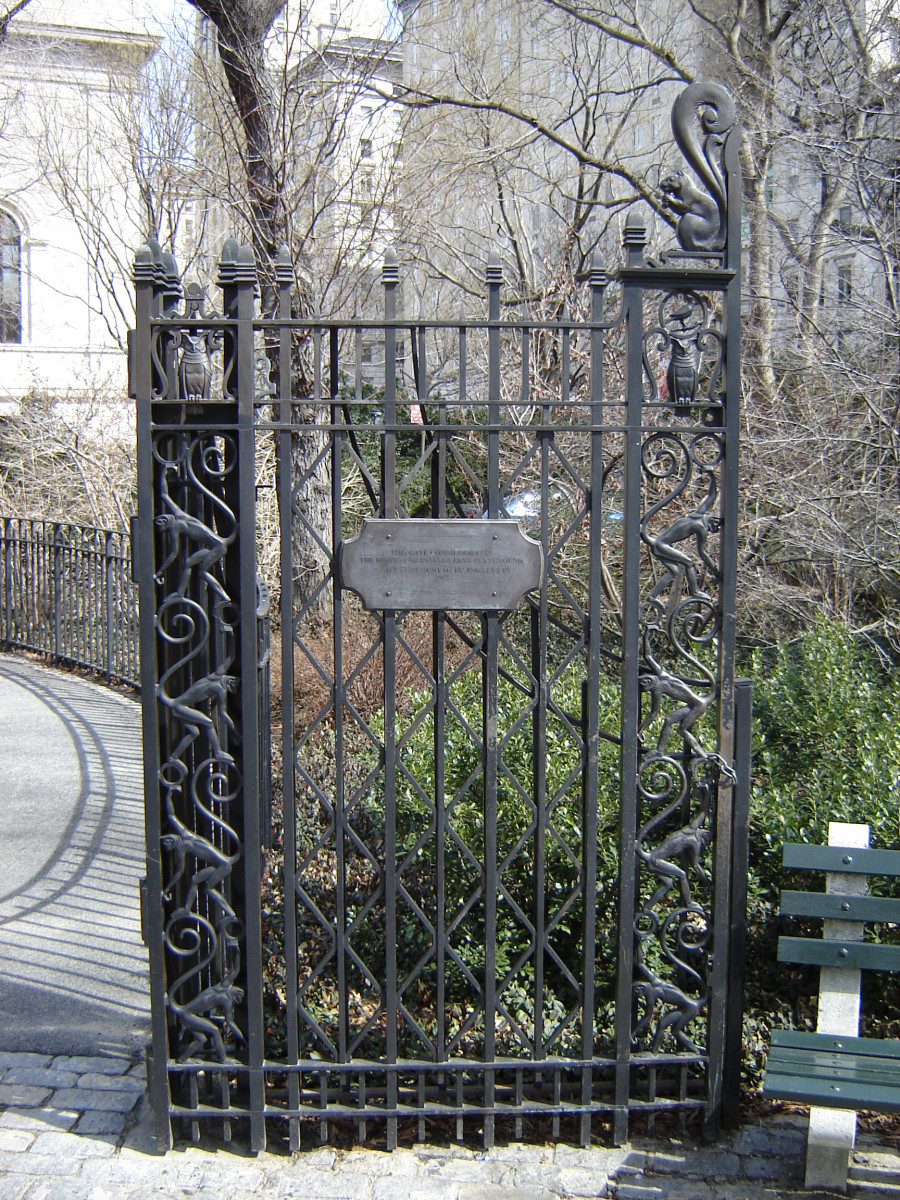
xmin=0 ymin=654 xmax=149 ymax=1058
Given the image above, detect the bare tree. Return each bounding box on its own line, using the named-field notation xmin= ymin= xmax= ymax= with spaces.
xmin=0 ymin=0 xmax=32 ymax=45
xmin=393 ymin=0 xmax=900 ymax=646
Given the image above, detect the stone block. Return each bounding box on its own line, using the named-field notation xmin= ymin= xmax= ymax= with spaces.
xmin=2 ymin=1068 xmax=78 ymax=1090
xmin=735 ymin=1125 xmax=806 ymax=1158
xmin=743 ymin=1154 xmax=803 ymax=1182
xmin=0 ymin=1054 xmax=51 ymax=1072
xmin=373 ymin=1182 xmax=459 ymax=1200
xmin=0 ymin=1174 xmax=29 ymax=1200
xmin=75 ymin=1072 xmax=144 ymax=1093
xmin=458 ymin=1189 xmax=555 ymax=1200
xmin=50 ymin=1088 xmax=140 ymax=1114
xmin=50 ymin=1056 xmax=131 ymax=1077
xmin=555 ymin=1146 xmax=641 ymax=1173
xmin=338 ymin=1147 xmax=420 ymax=1176
xmin=276 ymin=1170 xmax=374 ymax=1199
xmin=15 ymin=1182 xmax=95 ymax=1200
xmin=0 ymin=1109 xmax=79 ymax=1132
xmin=78 ymin=1154 xmax=166 ymax=1187
xmin=645 ymin=1150 xmax=740 ymax=1179
xmin=0 ymin=1129 xmax=34 ymax=1153
xmin=29 ymin=1130 xmax=117 ymax=1158
xmin=553 ymin=1165 xmax=616 ymax=1196
xmin=485 ymin=1144 xmax=553 ymax=1166
xmin=421 ymin=1158 xmax=507 ymax=1186
xmin=0 ymin=1150 xmax=80 ymax=1177
xmin=74 ymin=1111 xmax=127 ymax=1137
xmin=0 ymin=1085 xmax=51 ymax=1108
xmin=613 ymin=1184 xmax=664 ymax=1200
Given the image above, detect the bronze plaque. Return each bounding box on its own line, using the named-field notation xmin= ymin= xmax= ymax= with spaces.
xmin=340 ymin=518 xmax=543 ymax=612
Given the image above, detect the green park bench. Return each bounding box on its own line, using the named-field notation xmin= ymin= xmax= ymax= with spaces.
xmin=762 ymin=823 xmax=900 ymax=1192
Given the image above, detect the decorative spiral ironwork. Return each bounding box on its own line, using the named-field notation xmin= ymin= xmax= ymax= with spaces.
xmin=153 ymin=425 xmax=245 ymax=1063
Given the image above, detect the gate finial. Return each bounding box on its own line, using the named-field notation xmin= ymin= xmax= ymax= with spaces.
xmin=382 ymin=245 xmax=399 ymax=284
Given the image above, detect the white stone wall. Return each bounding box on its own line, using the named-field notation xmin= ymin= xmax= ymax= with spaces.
xmin=0 ymin=1 xmax=158 ymax=401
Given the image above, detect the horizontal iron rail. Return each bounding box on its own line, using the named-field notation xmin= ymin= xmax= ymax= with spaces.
xmin=164 ymin=1052 xmax=708 ymax=1074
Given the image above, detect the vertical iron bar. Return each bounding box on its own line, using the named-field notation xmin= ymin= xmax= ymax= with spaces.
xmin=382 ymin=248 xmax=399 ymax=1150
xmin=706 ymin=130 xmax=744 ymax=1135
xmin=330 ymin=323 xmax=350 ymax=1068
xmin=722 ymin=678 xmax=752 ymax=1128
xmin=433 ymin=328 xmax=447 ymax=1066
xmin=613 ymin=216 xmax=649 ymax=1146
xmin=231 ymin=244 xmax=266 ymax=1152
xmin=105 ymin=534 xmax=114 ymax=680
xmin=530 ymin=321 xmax=547 ymax=1066
xmin=275 ymin=247 xmax=301 ymax=1151
xmin=581 ymin=255 xmax=608 ymax=1145
xmin=132 ymin=239 xmax=172 ymax=1153
xmin=483 ymin=250 xmax=502 ymax=1149
xmin=52 ymin=531 xmax=61 ymax=661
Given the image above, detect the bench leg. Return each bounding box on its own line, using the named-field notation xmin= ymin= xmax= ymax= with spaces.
xmin=804 ymin=821 xmax=868 ymax=1194
xmin=805 ymin=1107 xmax=856 ymax=1193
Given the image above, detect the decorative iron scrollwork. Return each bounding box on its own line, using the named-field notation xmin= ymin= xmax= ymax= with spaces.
xmin=661 ymin=82 xmax=736 ymax=253
xmin=153 ymin=429 xmax=246 ymax=1063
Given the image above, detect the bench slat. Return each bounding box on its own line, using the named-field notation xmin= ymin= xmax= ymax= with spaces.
xmin=764 ymin=1070 xmax=900 ymax=1113
xmin=777 ymin=936 xmax=900 ymax=971
xmin=767 ymin=1047 xmax=900 ymax=1086
xmin=779 ymin=891 xmax=900 ymax=923
xmin=771 ymin=1030 xmax=900 ymax=1060
xmin=782 ymin=844 xmax=900 ymax=877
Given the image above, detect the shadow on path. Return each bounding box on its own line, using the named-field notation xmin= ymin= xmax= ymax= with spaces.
xmin=0 ymin=655 xmax=149 ymax=1058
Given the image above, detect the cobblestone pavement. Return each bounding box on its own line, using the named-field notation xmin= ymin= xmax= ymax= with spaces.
xmin=3 ymin=657 xmax=900 ymax=1199
xmin=1 ymin=1046 xmax=899 ymax=1200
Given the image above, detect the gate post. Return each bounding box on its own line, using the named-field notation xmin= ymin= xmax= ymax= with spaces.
xmin=132 ymin=237 xmax=172 ymax=1153
xmin=133 ymin=237 xmax=266 ymax=1152
xmin=218 ymin=240 xmax=267 ymax=1152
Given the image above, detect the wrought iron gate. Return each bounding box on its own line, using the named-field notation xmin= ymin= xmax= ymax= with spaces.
xmin=133 ymin=82 xmax=751 ymax=1154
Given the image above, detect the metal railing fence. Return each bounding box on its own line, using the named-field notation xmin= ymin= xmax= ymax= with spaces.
xmin=0 ymin=517 xmax=139 ymax=687
xmin=0 ymin=516 xmax=272 ymax=829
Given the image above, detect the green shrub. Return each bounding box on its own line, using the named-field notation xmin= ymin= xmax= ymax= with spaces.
xmin=749 ymin=618 xmax=900 ymax=901
xmin=743 ymin=618 xmax=900 ymax=1083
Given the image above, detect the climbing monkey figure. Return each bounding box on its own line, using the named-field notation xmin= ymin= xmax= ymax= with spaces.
xmin=637 ymin=630 xmax=715 ymax=759
xmin=153 ymin=473 xmax=233 ymax=604
xmin=638 ymin=809 xmax=712 ymax=912
xmin=159 ymin=667 xmax=239 ymax=767
xmin=642 ymin=471 xmax=720 ymax=613
xmin=160 ymin=792 xmax=241 ymax=924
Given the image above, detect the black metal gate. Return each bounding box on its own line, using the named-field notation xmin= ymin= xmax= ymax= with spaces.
xmin=133 ymin=82 xmax=751 ymax=1154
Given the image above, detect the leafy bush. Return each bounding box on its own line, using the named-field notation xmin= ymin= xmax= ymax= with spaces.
xmin=743 ymin=618 xmax=900 ymax=1083
xmin=749 ymin=618 xmax=900 ymax=900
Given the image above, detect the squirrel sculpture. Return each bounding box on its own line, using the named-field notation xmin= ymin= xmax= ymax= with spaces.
xmin=660 ymin=82 xmax=736 ymax=252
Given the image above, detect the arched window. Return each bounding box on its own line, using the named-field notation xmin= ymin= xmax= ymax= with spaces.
xmin=0 ymin=211 xmax=21 ymax=343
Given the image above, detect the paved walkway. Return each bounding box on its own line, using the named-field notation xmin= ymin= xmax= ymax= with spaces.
xmin=1 ymin=653 xmax=900 ymax=1199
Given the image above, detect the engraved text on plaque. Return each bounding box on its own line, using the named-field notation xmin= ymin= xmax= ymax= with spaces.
xmin=340 ymin=518 xmax=544 ymax=611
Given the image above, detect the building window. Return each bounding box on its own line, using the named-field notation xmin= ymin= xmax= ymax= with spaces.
xmin=360 ymin=138 xmax=372 ymax=159
xmin=837 ymin=262 xmax=852 ymax=304
xmin=838 ymin=204 xmax=852 ymax=229
xmin=0 ymin=212 xmax=21 ymax=344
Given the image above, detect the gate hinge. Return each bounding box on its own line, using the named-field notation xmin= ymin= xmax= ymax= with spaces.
xmin=139 ymin=876 xmax=150 ymax=946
